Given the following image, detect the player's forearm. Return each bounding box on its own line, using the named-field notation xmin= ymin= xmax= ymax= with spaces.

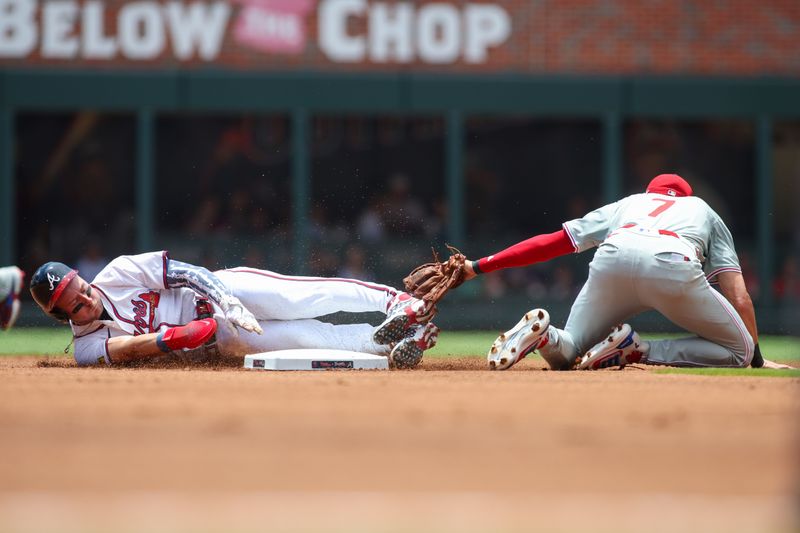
xmin=474 ymin=229 xmax=575 ymax=274
xmin=107 ymin=333 xmax=163 ymax=363
xmin=717 ymin=271 xmax=759 ymax=345
xmin=106 ymin=319 xmax=218 ymax=364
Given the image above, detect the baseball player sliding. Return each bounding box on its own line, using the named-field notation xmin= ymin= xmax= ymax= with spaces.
xmin=457 ymin=174 xmax=790 ymax=370
xmin=29 ymin=252 xmax=438 ymax=368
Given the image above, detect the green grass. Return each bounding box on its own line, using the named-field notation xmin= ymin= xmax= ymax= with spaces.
xmin=0 ymin=327 xmax=74 ymax=355
xmin=654 ymin=367 xmax=800 ymax=377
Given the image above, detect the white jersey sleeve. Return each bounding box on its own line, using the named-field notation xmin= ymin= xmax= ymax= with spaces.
xmin=93 ymin=251 xmax=169 ymax=290
xmin=72 ymin=325 xmax=111 ymax=366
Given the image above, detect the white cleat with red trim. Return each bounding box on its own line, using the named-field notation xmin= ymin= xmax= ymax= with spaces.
xmin=578 ymin=324 xmax=644 ymax=370
xmin=389 ymin=321 xmax=439 ymax=369
xmin=487 ymin=308 xmax=550 ymax=370
xmin=374 ymin=292 xmax=436 ymax=346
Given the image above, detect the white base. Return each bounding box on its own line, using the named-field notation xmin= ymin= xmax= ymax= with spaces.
xmin=244 ymin=349 xmax=389 ymax=371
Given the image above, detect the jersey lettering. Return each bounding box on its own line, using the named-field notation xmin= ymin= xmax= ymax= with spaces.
xmin=648 ymin=199 xmax=675 ymax=217
xmin=130 ymin=291 xmax=161 ymax=335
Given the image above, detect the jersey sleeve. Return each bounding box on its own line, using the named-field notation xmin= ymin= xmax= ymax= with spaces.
xmin=704 ymin=215 xmax=741 ymax=283
xmin=73 ymin=326 xmax=112 ymax=366
xmin=562 ymin=200 xmax=622 ymax=253
xmin=93 ymin=251 xmax=170 ymax=291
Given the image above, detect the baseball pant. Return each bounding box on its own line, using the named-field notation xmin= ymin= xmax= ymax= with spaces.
xmin=538 ymin=230 xmax=754 ymax=368
xmin=213 ymin=268 xmax=399 ymax=355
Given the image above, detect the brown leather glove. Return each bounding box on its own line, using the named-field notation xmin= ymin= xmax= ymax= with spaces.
xmin=403 ymin=245 xmax=467 ymax=304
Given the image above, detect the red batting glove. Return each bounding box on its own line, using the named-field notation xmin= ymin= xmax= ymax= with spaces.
xmin=156 ymin=318 xmax=217 ymax=353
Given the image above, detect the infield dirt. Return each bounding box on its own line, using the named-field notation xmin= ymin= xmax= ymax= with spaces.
xmin=0 ymin=355 xmax=797 ymax=533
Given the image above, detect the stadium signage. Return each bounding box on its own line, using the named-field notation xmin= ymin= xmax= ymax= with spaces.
xmin=0 ymin=0 xmax=511 ymax=65
xmin=319 ymin=0 xmax=511 ymax=64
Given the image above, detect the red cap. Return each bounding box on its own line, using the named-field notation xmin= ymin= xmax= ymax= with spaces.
xmin=646 ymin=174 xmax=692 ymax=197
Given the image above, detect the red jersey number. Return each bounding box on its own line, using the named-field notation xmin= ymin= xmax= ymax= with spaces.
xmin=648 ymin=199 xmax=675 ymax=217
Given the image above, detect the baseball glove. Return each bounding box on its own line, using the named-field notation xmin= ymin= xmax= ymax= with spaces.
xmin=403 ymin=245 xmax=467 ymax=304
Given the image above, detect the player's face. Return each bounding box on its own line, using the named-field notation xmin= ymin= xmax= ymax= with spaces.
xmin=54 ymin=276 xmax=103 ymax=325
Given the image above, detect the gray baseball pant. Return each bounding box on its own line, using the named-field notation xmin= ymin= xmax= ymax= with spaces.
xmin=538 ymin=231 xmax=754 ymax=369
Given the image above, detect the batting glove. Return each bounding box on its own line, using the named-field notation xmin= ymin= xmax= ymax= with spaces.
xmin=222 ymin=296 xmax=263 ymax=335
xmin=156 ymin=318 xmax=217 ymax=352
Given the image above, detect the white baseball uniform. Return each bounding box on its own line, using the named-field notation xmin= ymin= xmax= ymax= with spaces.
xmin=537 ymin=192 xmax=754 ymax=369
xmin=71 ymin=251 xmax=400 ymax=366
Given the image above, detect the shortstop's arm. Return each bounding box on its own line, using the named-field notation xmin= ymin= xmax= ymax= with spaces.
xmin=105 ymin=319 xmax=218 ymax=364
xmin=470 ymin=229 xmax=576 ymax=275
xmin=716 ymin=270 xmax=763 ymax=367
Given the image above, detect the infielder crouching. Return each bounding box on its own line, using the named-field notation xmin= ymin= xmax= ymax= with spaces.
xmin=462 ymin=174 xmax=790 ymax=371
xmin=29 ymin=251 xmax=438 ymax=368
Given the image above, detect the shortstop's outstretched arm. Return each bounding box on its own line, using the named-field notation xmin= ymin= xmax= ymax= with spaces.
xmin=469 ymin=229 xmax=576 ymax=276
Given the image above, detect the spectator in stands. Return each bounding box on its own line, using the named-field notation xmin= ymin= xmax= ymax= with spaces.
xmin=773 ymin=255 xmax=800 ymax=301
xmin=75 ymin=241 xmax=107 ymax=282
xmin=338 ymin=244 xmax=374 ymax=281
xmin=380 ymin=173 xmax=427 ymax=236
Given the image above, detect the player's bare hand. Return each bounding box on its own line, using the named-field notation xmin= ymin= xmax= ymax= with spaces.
xmin=223 ymin=297 xmax=263 ymax=335
xmin=463 ymin=260 xmax=477 ymax=282
xmin=761 ymin=358 xmax=794 ymax=370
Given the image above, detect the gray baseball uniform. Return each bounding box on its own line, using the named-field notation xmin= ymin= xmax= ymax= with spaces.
xmin=537 ymin=192 xmax=754 ymax=369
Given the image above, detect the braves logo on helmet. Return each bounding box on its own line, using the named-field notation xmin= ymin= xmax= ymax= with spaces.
xmin=47 ymin=272 xmax=61 ymax=291
xmin=30 ymin=262 xmax=78 ymax=321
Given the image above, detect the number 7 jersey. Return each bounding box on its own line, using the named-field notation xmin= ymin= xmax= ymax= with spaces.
xmin=562 ymin=192 xmax=741 ymax=283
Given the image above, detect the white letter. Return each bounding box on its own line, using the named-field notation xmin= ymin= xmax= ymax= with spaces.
xmin=369 ymin=2 xmax=412 ymax=63
xmin=119 ymin=1 xmax=164 ymax=60
xmin=417 ymin=4 xmax=459 ymax=64
xmin=42 ymin=0 xmax=78 ymax=58
xmin=0 ymin=0 xmax=36 ymax=57
xmin=164 ymin=1 xmax=230 ymax=61
xmin=83 ymin=1 xmax=117 ymax=59
xmin=464 ymin=4 xmax=510 ymax=63
xmin=319 ymin=0 xmax=365 ymax=62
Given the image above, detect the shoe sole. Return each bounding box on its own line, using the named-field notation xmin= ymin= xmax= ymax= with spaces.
xmin=487 ymin=308 xmax=550 ymax=371
xmin=390 ymin=324 xmax=439 ymax=369
xmin=578 ymin=324 xmax=631 ymax=370
xmin=373 ymin=302 xmax=435 ymax=346
xmin=374 ymin=314 xmax=412 ymax=345
xmin=390 ymin=341 xmax=423 ymax=369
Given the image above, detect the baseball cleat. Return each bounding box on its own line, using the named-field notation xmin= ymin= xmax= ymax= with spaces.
xmin=0 ymin=266 xmax=25 ymax=331
xmin=389 ymin=321 xmax=439 ymax=369
xmin=578 ymin=324 xmax=643 ymax=370
xmin=487 ymin=308 xmax=550 ymax=371
xmin=374 ymin=292 xmax=436 ymax=345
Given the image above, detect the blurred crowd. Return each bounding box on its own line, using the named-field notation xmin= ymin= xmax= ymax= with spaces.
xmin=12 ymin=113 xmax=800 ymax=307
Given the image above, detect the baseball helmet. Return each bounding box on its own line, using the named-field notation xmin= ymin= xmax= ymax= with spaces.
xmin=30 ymin=262 xmax=78 ymax=321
